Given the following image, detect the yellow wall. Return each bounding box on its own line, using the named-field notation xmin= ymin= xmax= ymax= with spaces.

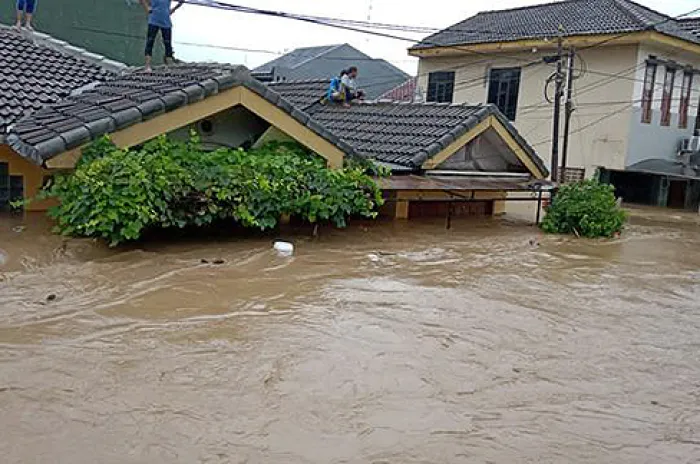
xmin=0 ymin=144 xmax=54 ymax=212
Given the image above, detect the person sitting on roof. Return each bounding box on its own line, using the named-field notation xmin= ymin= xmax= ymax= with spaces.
xmin=15 ymin=0 xmax=37 ymax=30
xmin=139 ymin=0 xmax=185 ymax=72
xmin=341 ymin=66 xmax=365 ymax=102
xmin=325 ymin=67 xmax=365 ymax=108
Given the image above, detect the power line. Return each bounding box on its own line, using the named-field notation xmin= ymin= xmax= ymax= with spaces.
xmin=181 ymin=0 xmax=548 ymax=65
xmin=530 ymin=102 xmax=638 ymax=147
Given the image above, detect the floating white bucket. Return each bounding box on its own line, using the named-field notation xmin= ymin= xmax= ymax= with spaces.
xmin=273 ymin=241 xmax=294 ymax=256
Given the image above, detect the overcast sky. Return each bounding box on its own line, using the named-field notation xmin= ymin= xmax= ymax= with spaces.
xmin=172 ymin=0 xmax=699 ymax=75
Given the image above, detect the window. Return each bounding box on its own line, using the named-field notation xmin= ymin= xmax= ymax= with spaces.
xmin=679 ymin=70 xmax=693 ymax=129
xmin=561 ymin=167 xmax=586 ymax=184
xmin=0 ymin=162 xmax=9 ymax=211
xmin=9 ymin=176 xmax=23 ymax=205
xmin=660 ymin=66 xmax=676 ymax=126
xmin=641 ymin=61 xmax=657 ymax=124
xmin=487 ymin=67 xmax=522 ymax=121
xmin=427 ymin=71 xmax=455 ymax=103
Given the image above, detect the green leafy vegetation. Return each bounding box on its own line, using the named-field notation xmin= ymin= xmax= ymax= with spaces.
xmin=541 ymin=180 xmax=626 ymax=238
xmin=38 ymin=136 xmax=384 ymax=246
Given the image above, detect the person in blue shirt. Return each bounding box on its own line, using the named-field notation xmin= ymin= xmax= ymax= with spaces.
xmin=15 ymin=0 xmax=37 ymax=30
xmin=139 ymin=0 xmax=184 ymax=72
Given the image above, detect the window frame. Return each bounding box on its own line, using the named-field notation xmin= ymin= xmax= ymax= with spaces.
xmin=679 ymin=70 xmax=693 ymax=129
xmin=426 ymin=71 xmax=455 ymax=104
xmin=641 ymin=60 xmax=657 ymax=124
xmin=487 ymin=67 xmax=522 ymax=121
xmin=0 ymin=162 xmax=9 ymax=210
xmin=660 ymin=66 xmax=676 ymax=127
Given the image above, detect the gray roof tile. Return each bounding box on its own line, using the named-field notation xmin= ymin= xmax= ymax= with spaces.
xmin=413 ymin=0 xmax=700 ymax=50
xmin=0 ymin=26 xmax=117 ymax=133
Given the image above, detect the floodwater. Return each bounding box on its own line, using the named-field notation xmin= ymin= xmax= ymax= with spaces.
xmin=1 ymin=210 xmax=699 ymax=463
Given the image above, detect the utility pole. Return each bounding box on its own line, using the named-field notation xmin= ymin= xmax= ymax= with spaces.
xmin=560 ymin=47 xmax=576 ymax=182
xmin=550 ymin=27 xmax=564 ymax=183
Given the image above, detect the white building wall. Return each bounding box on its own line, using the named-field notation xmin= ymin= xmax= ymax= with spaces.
xmin=626 ymin=42 xmax=700 ymax=166
xmin=417 ymin=44 xmax=648 ymax=178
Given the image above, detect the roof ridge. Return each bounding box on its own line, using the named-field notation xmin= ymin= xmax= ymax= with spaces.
xmin=474 ymin=0 xmax=590 ymax=17
xmin=269 ymin=78 xmax=330 ymax=84
xmin=611 ymin=0 xmax=666 ymax=29
xmin=0 ymin=24 xmax=129 ymax=73
xmin=289 ymin=43 xmax=347 ymax=70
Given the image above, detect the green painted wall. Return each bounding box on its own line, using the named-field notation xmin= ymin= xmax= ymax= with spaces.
xmin=1 ymin=0 xmax=167 ymax=66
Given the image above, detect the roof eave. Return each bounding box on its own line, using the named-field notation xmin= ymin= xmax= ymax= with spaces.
xmin=410 ymin=29 xmax=700 ymax=57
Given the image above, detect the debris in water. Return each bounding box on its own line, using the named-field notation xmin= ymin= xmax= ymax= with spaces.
xmin=528 ymin=238 xmax=540 ymax=248
xmin=46 ymin=294 xmax=57 ymax=302
xmin=274 ymin=241 xmax=294 ymax=256
xmin=368 ymin=253 xmax=381 ymax=262
xmin=200 ymin=259 xmax=209 ymax=264
xmin=212 ymin=259 xmax=225 ymax=265
xmin=12 ymin=226 xmax=25 ymax=233
xmin=651 ymin=400 xmax=659 ymax=405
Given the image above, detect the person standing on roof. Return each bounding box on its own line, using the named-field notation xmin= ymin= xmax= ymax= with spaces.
xmin=15 ymin=0 xmax=37 ymax=30
xmin=139 ymin=0 xmax=184 ymax=72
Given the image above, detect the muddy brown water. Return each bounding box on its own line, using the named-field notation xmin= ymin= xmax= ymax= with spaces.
xmin=1 ymin=210 xmax=699 ymax=463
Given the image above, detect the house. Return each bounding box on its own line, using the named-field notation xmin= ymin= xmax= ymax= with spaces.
xmin=0 ymin=26 xmax=126 ymax=211
xmin=267 ymin=80 xmax=549 ymax=218
xmin=410 ymin=0 xmax=700 ymax=209
xmin=2 ymin=28 xmax=549 ymax=220
xmin=6 ymin=62 xmax=549 ymax=219
xmin=253 ymin=44 xmax=410 ymax=99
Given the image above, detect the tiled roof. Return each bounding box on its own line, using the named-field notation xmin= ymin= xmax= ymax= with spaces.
xmin=8 ymin=66 xmax=547 ymax=175
xmin=412 ymin=0 xmax=700 ymax=50
xmin=7 ymin=64 xmax=357 ymax=165
xmin=269 ymin=80 xmax=547 ymax=173
xmin=267 ymin=79 xmax=328 ymax=109
xmin=0 ymin=26 xmax=124 ymax=133
xmin=679 ymin=17 xmax=700 ymax=38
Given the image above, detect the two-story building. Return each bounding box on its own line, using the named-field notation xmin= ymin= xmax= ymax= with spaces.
xmin=411 ymin=0 xmax=700 ymax=209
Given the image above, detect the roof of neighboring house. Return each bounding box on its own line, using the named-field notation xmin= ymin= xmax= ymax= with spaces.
xmin=679 ymin=17 xmax=700 ymax=39
xmin=254 ymin=43 xmax=410 ymax=99
xmin=269 ymin=80 xmax=548 ymax=174
xmin=626 ymin=158 xmax=700 ymax=179
xmin=412 ymin=0 xmax=700 ymax=50
xmin=253 ymin=45 xmax=344 ymax=73
xmin=7 ymin=64 xmax=357 ymax=165
xmin=0 ymin=26 xmax=125 ymax=133
xmin=378 ymin=77 xmax=419 ymax=102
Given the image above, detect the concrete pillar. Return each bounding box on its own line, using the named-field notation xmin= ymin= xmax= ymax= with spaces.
xmin=396 ymin=200 xmax=409 ymax=219
xmin=492 ymin=199 xmax=506 ymax=216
